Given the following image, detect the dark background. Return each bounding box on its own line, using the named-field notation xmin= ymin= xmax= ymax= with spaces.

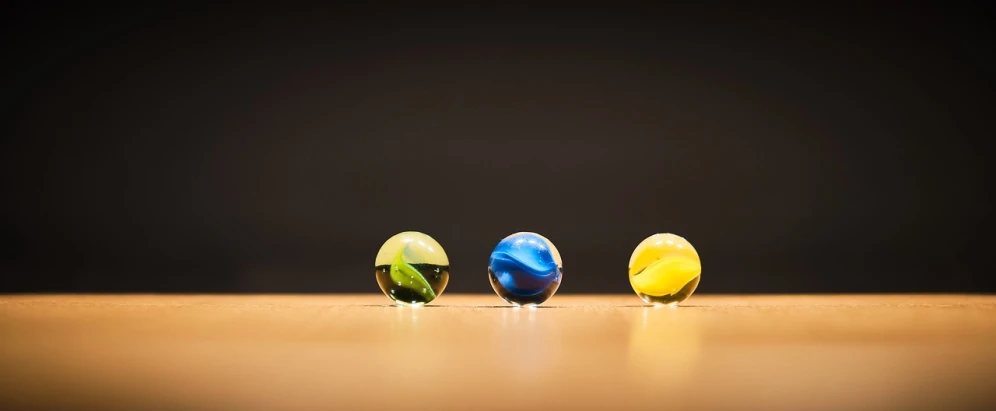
xmin=2 ymin=4 xmax=993 ymax=294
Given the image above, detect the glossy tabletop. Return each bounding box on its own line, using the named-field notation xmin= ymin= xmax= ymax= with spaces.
xmin=2 ymin=294 xmax=995 ymax=410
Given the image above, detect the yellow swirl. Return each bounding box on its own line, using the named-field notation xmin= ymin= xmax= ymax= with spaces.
xmin=628 ymin=233 xmax=701 ymax=298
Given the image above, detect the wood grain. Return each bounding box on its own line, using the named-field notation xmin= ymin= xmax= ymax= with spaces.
xmin=2 ymin=294 xmax=995 ymax=410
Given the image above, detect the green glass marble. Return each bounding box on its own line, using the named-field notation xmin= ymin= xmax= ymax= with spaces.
xmin=375 ymin=232 xmax=449 ymax=305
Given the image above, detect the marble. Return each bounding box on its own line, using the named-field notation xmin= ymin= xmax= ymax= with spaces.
xmin=488 ymin=232 xmax=563 ymax=306
xmin=375 ymin=231 xmax=449 ymax=305
xmin=628 ymin=233 xmax=701 ymax=305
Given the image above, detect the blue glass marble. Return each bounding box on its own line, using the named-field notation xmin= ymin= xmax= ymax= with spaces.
xmin=488 ymin=232 xmax=563 ymax=306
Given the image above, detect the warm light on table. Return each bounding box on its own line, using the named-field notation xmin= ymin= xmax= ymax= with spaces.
xmin=2 ymin=294 xmax=994 ymax=410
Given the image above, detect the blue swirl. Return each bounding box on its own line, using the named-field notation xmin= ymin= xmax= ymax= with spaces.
xmin=489 ymin=233 xmax=561 ymax=296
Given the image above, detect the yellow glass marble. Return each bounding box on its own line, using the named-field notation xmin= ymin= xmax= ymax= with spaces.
xmin=628 ymin=233 xmax=701 ymax=306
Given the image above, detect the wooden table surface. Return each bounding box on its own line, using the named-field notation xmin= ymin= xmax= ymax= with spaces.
xmin=2 ymin=294 xmax=995 ymax=410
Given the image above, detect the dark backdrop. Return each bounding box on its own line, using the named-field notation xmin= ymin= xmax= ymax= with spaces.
xmin=3 ymin=4 xmax=993 ymax=294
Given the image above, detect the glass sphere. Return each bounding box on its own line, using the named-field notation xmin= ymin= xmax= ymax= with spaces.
xmin=628 ymin=233 xmax=701 ymax=306
xmin=488 ymin=232 xmax=563 ymax=306
xmin=375 ymin=231 xmax=449 ymax=305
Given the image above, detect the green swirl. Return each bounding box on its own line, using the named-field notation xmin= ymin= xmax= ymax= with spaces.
xmin=390 ymin=246 xmax=436 ymax=301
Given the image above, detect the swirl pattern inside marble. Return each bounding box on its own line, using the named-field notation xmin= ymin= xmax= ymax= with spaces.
xmin=488 ymin=232 xmax=562 ymax=299
xmin=375 ymin=232 xmax=449 ymax=305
